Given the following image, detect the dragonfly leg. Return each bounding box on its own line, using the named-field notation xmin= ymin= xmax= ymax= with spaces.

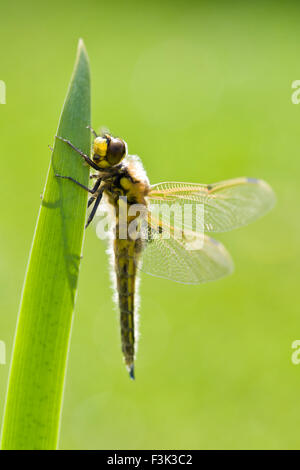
xmin=55 ymin=135 xmax=101 ymax=171
xmin=86 ymin=190 xmax=103 ymax=228
xmin=87 ymin=179 xmax=102 ymax=207
xmin=87 ymin=196 xmax=95 ymax=208
xmin=55 ymin=175 xmax=102 ymax=195
xmin=55 ymin=174 xmax=92 ymax=192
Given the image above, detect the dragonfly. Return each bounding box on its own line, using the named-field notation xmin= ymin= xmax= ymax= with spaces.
xmin=55 ymin=128 xmax=275 ymax=379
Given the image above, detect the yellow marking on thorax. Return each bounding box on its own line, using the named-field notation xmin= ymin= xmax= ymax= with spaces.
xmin=120 ymin=177 xmax=131 ymax=190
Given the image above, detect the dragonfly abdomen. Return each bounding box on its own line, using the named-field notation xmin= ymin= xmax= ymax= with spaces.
xmin=114 ymin=236 xmax=142 ymax=379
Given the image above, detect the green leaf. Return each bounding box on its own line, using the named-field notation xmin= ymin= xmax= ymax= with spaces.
xmin=1 ymin=39 xmax=91 ymax=450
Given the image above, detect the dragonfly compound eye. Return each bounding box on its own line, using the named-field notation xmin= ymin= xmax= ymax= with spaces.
xmin=107 ymin=138 xmax=127 ymax=166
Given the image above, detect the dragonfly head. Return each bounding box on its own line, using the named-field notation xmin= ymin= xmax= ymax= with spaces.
xmin=93 ymin=134 xmax=127 ymax=168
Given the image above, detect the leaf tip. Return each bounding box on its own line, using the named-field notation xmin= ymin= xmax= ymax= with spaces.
xmin=78 ymin=38 xmax=87 ymax=55
xmin=75 ymin=38 xmax=90 ymax=72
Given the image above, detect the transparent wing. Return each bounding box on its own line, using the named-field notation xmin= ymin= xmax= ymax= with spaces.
xmin=148 ymin=177 xmax=275 ymax=233
xmin=139 ymin=217 xmax=234 ymax=284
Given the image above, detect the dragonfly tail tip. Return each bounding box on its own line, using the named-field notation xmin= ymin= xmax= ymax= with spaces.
xmin=129 ymin=364 xmax=135 ymax=380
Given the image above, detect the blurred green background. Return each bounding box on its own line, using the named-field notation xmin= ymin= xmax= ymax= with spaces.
xmin=0 ymin=0 xmax=299 ymax=450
